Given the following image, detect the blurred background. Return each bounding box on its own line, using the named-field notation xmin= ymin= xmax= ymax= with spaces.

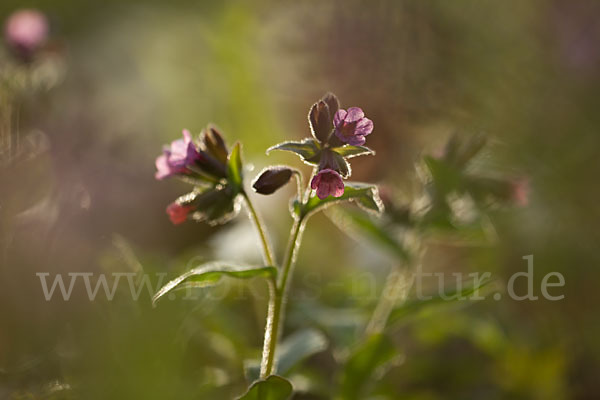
xmin=1 ymin=0 xmax=599 ymax=398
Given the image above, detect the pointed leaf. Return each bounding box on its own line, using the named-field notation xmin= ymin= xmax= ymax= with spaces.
xmin=243 ymin=329 xmax=328 ymax=384
xmin=301 ymin=182 xmax=383 ymax=217
xmin=227 ymin=142 xmax=244 ymax=193
xmin=178 ymin=186 xmax=240 ymax=226
xmin=267 ymin=139 xmax=321 ymax=164
xmin=153 ymin=262 xmax=276 ymax=305
xmin=237 ymin=375 xmax=293 ymax=400
xmin=327 ymin=208 xmax=410 ymax=262
xmin=423 ymin=155 xmax=463 ymax=195
xmin=276 ymin=329 xmax=328 ymax=375
xmin=387 ymin=278 xmax=492 ymax=327
xmin=331 ymin=145 xmax=375 ymax=158
xmin=338 ymin=334 xmax=399 ymax=400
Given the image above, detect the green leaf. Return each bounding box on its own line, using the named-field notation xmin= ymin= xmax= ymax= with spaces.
xmin=178 ymin=186 xmax=241 ymax=226
xmin=227 ymin=142 xmax=244 ymax=193
xmin=237 ymin=375 xmax=293 ymax=400
xmin=267 ymin=139 xmax=321 ymax=164
xmin=423 ymin=155 xmax=463 ymax=195
xmin=328 ymin=208 xmax=410 ymax=262
xmin=331 ymin=145 xmax=375 ymax=158
xmin=387 ymin=278 xmax=492 ymax=327
xmin=277 ymin=329 xmax=328 ymax=375
xmin=454 ymin=134 xmax=487 ymax=167
xmin=300 ymin=182 xmax=383 ymax=218
xmin=337 ymin=334 xmax=399 ymax=400
xmin=153 ymin=262 xmax=276 ymax=305
xmin=243 ymin=329 xmax=328 ymax=384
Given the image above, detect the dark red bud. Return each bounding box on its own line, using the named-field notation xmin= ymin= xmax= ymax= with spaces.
xmin=309 ymin=100 xmax=333 ymax=143
xmin=203 ymin=125 xmax=229 ymax=164
xmin=252 ymin=167 xmax=294 ymax=195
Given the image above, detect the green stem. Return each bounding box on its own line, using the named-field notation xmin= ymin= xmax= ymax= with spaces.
xmin=242 ymin=191 xmax=275 ymax=267
xmin=260 ymin=215 xmax=306 ymax=378
xmin=365 ymin=265 xmax=408 ymax=335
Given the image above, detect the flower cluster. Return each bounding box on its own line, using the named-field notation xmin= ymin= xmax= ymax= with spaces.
xmin=269 ymin=92 xmax=375 ymax=200
xmin=155 ymin=93 xmax=380 ymax=226
xmin=155 ymin=126 xmax=243 ymax=225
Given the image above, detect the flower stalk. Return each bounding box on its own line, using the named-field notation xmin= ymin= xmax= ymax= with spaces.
xmin=242 ymin=190 xmax=275 ymax=267
xmin=260 ymin=213 xmax=306 ymax=378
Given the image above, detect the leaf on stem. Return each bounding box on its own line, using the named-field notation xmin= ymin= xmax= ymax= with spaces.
xmin=331 ymin=145 xmax=375 ymax=158
xmin=327 ymin=208 xmax=410 ymax=262
xmin=337 ymin=334 xmax=400 ymax=400
xmin=267 ymin=139 xmax=321 ymax=164
xmin=386 ymin=278 xmax=493 ymax=327
xmin=276 ymin=328 xmax=328 ymax=375
xmin=243 ymin=328 xmax=328 ymax=384
xmin=237 ymin=375 xmax=293 ymax=400
xmin=298 ymin=182 xmax=384 ymax=217
xmin=152 ymin=262 xmax=276 ymax=305
xmin=227 ymin=142 xmax=244 ymax=194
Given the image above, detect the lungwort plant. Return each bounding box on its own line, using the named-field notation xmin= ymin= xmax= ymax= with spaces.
xmin=152 ymin=93 xmax=382 ymax=398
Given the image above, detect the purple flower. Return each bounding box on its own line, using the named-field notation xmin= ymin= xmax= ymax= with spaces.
xmin=310 ymin=169 xmax=345 ymax=200
xmin=155 ymin=129 xmax=200 ymax=180
xmin=4 ymin=9 xmax=48 ymax=57
xmin=166 ymin=202 xmax=194 ymax=225
xmin=334 ymin=107 xmax=373 ymax=146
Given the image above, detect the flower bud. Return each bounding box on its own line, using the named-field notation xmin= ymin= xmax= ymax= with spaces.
xmin=166 ymin=202 xmax=194 ymax=225
xmin=309 ymin=100 xmax=333 ymax=143
xmin=252 ymin=167 xmax=294 ymax=195
xmin=203 ymin=125 xmax=228 ymax=164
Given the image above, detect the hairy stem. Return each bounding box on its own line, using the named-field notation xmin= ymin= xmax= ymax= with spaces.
xmin=260 ymin=215 xmax=306 ymax=378
xmin=242 ymin=191 xmax=275 ymax=267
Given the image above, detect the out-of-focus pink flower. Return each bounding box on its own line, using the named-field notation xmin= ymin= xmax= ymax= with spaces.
xmin=310 ymin=169 xmax=344 ymax=200
xmin=4 ymin=9 xmax=48 ymax=56
xmin=166 ymin=202 xmax=194 ymax=225
xmin=511 ymin=178 xmax=529 ymax=207
xmin=155 ymin=129 xmax=200 ymax=180
xmin=334 ymin=107 xmax=373 ymax=146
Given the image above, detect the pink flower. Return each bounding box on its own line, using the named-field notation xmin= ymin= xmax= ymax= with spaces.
xmin=310 ymin=169 xmax=344 ymax=200
xmin=334 ymin=107 xmax=373 ymax=146
xmin=4 ymin=9 xmax=48 ymax=56
xmin=511 ymin=178 xmax=529 ymax=207
xmin=155 ymin=129 xmax=200 ymax=180
xmin=166 ymin=202 xmax=194 ymax=225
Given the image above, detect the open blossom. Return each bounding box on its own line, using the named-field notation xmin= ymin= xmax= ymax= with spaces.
xmin=334 ymin=107 xmax=373 ymax=146
xmin=4 ymin=9 xmax=48 ymax=56
xmin=155 ymin=129 xmax=200 ymax=179
xmin=311 ymin=169 xmax=344 ymax=200
xmin=166 ymin=202 xmax=194 ymax=225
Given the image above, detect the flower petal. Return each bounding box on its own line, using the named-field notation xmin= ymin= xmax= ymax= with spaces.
xmin=355 ymin=118 xmax=373 ymax=136
xmin=345 ymin=107 xmax=365 ymax=122
xmin=334 ymin=109 xmax=347 ymax=127
xmin=182 ymin=129 xmax=193 ymax=143
xmin=155 ymin=154 xmax=172 ymax=179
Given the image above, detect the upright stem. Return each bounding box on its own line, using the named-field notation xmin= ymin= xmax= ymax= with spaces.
xmin=260 ymin=215 xmax=306 ymax=378
xmin=242 ymin=191 xmax=275 ymax=267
